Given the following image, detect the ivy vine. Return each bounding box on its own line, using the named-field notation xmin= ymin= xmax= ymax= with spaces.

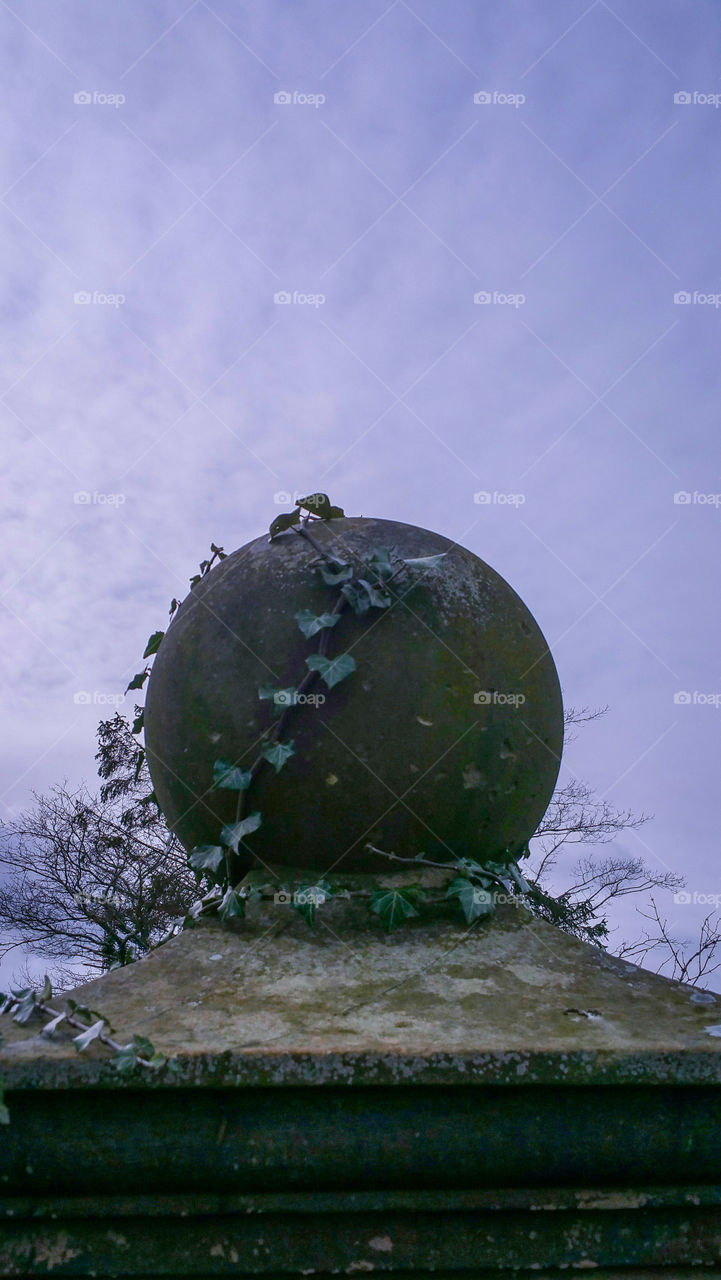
xmin=127 ymin=492 xmax=533 ymax=935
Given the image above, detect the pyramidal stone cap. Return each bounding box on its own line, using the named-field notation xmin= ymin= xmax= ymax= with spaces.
xmin=2 ymin=899 xmax=721 ymax=1087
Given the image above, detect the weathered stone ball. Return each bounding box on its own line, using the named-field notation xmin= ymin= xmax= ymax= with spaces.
xmin=144 ymin=518 xmax=563 ymax=874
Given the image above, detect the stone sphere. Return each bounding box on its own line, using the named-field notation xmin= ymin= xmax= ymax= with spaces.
xmin=144 ymin=518 xmax=563 ymax=875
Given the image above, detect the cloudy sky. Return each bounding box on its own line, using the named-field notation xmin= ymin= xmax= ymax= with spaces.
xmin=1 ymin=0 xmax=720 ymax=978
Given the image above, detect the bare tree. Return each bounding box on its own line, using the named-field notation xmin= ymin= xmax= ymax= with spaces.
xmin=523 ymin=707 xmax=683 ymax=946
xmin=0 ymin=714 xmax=197 ymax=986
xmin=617 ymin=898 xmax=721 ymax=986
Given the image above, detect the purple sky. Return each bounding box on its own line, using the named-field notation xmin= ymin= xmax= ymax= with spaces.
xmin=2 ymin=0 xmax=720 ymax=980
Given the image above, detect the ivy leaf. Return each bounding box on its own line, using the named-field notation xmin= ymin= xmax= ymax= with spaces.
xmin=210 ymin=543 xmax=226 ymax=558
xmin=132 ymin=710 xmax=144 ymax=736
xmin=212 ymin=759 xmax=252 ymax=791
xmin=189 ymin=573 xmax=202 ymax=588
xmin=261 ymin=739 xmax=295 ymax=773
xmin=356 ymin=578 xmax=392 ymax=609
xmin=73 ymin=1019 xmax=106 ymax=1052
xmin=293 ymin=878 xmax=333 ymax=926
xmin=296 ymin=492 xmax=332 ymax=519
xmin=189 ymin=845 xmax=225 ymax=875
xmin=369 ymin=887 xmax=425 ymax=931
xmin=258 ymin=684 xmax=277 ymax=700
xmin=125 ymin=669 xmax=149 ymax=693
xmin=306 ymin=652 xmax=356 ymax=689
xmin=221 ymin=811 xmax=262 ymax=853
xmin=269 ymin=509 xmax=301 ymax=539
xmin=319 ymin=561 xmax=354 ymax=586
xmin=508 ymin=863 xmax=531 ymax=895
xmin=133 ymin=749 xmax=145 ymax=785
xmin=446 ymin=877 xmax=495 ymax=923
xmin=40 ymin=1010 xmax=67 ymax=1037
xmin=402 ymin=553 xmax=447 ymax=570
xmin=112 ymin=1042 xmax=141 ymax=1073
xmin=11 ymin=990 xmax=37 ymax=1025
xmin=368 ymin=546 xmax=393 ymax=579
xmin=340 ymin=581 xmax=370 ymax=615
xmin=143 ymin=631 xmax=164 ymax=659
xmin=65 ymin=999 xmax=113 ymax=1031
xmin=328 ymin=505 xmax=345 ymax=519
xmin=169 ymin=598 xmax=180 ymax=618
xmin=295 ymin=609 xmax=341 ymax=639
xmin=0 ymin=1092 xmax=9 ymax=1125
xmin=218 ymin=887 xmax=245 ymax=922
xmin=38 ymin=975 xmax=52 ymax=1003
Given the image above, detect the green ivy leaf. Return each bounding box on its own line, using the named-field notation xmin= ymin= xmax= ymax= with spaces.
xmin=356 ymin=579 xmax=392 ymax=609
xmin=369 ymin=887 xmax=424 ymax=930
xmin=218 ymin=887 xmax=245 ymax=922
xmin=295 ymin=492 xmax=332 ymax=519
xmin=340 ymin=581 xmax=371 ymax=615
xmin=125 ymin=670 xmax=149 ymax=693
xmin=73 ymin=1018 xmax=106 ymax=1052
xmin=368 ymin=546 xmax=393 ymax=579
xmin=319 ymin=561 xmax=354 ymax=586
xmin=11 ymin=990 xmax=37 ymax=1025
xmin=261 ymin=739 xmax=295 ymax=773
xmin=143 ymin=631 xmax=164 ymax=658
xmin=0 ymin=1089 xmax=9 ymax=1126
xmin=169 ymin=598 xmax=180 ymax=618
xmin=328 ymin=505 xmax=345 ymax=519
xmin=189 ymin=845 xmax=226 ymax=876
xmin=269 ymin=509 xmax=301 ymax=539
xmin=65 ymin=999 xmax=112 ymax=1031
xmin=38 ymin=975 xmax=52 ymax=1003
xmin=295 ymin=609 xmax=341 ymax=639
xmin=508 ymin=863 xmax=531 ymax=895
xmin=402 ymin=553 xmax=447 ymax=570
xmin=221 ymin=811 xmax=262 ymax=853
xmin=133 ymin=749 xmax=145 ymax=784
xmin=112 ymin=1043 xmax=141 ymax=1073
xmin=40 ymin=1010 xmax=67 ymax=1037
xmin=446 ymin=877 xmax=495 ymax=923
xmin=306 ymin=652 xmax=356 ymax=689
xmin=132 ymin=710 xmax=144 ymax=736
xmin=293 ymin=878 xmax=333 ymax=926
xmin=212 ymin=759 xmax=252 ymax=791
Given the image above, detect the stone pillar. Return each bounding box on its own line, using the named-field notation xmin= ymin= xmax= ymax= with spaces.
xmin=2 ymin=898 xmax=721 ymax=1274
